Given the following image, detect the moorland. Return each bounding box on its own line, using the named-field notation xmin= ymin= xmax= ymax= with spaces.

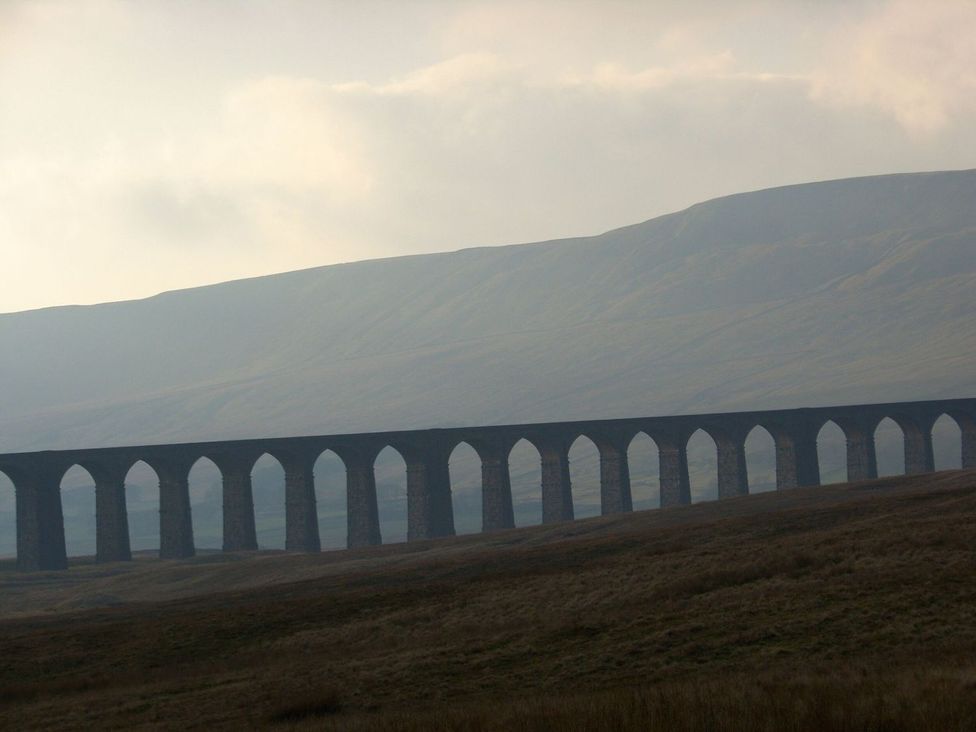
xmin=2 ymin=470 xmax=975 ymax=730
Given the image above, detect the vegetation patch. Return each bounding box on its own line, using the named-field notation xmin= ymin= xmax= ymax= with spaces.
xmin=1 ymin=471 xmax=975 ymax=729
xmin=267 ymin=687 xmax=344 ymax=724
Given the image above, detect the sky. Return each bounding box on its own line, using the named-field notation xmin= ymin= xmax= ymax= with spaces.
xmin=1 ymin=0 xmax=975 ymax=314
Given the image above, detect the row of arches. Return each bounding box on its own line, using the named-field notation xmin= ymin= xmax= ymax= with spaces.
xmin=0 ymin=413 xmax=967 ymax=561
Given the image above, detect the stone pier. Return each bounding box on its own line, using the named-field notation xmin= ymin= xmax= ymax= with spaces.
xmin=898 ymin=415 xmax=936 ymax=475
xmin=478 ymin=441 xmax=516 ymax=532
xmin=15 ymin=468 xmax=68 ymax=571
xmin=839 ymin=417 xmax=879 ymax=482
xmin=284 ymin=454 xmax=320 ymax=553
xmin=537 ymin=438 xmax=574 ymax=523
xmin=772 ymin=419 xmax=821 ymax=490
xmin=343 ymin=448 xmax=382 ymax=549
xmin=597 ymin=438 xmax=633 ymax=515
xmin=957 ymin=412 xmax=976 ymax=469
xmin=94 ymin=464 xmax=132 ymax=563
xmin=656 ymin=432 xmax=692 ymax=507
xmin=218 ymin=455 xmax=258 ymax=552
xmin=1 ymin=396 xmax=973 ymax=571
xmin=714 ymin=427 xmax=749 ymax=499
xmin=405 ymin=442 xmax=456 ymax=541
xmin=157 ymin=460 xmax=195 ymax=559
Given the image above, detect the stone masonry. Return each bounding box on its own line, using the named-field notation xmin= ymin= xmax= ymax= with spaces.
xmin=1 ymin=396 xmax=973 ymax=571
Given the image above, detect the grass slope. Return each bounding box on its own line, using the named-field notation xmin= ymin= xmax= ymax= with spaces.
xmin=1 ymin=470 xmax=975 ymax=729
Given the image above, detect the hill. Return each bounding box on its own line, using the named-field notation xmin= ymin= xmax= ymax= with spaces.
xmin=2 ymin=169 xmax=975 ymax=453
xmin=2 ymin=169 xmax=975 ymax=555
xmin=1 ymin=470 xmax=975 ymax=729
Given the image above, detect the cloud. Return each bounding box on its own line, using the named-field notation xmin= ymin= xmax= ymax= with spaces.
xmin=1 ymin=1 xmax=974 ymax=313
xmin=560 ymin=55 xmax=807 ymax=93
xmin=334 ymin=53 xmax=517 ymax=97
xmin=809 ymin=0 xmax=976 ymax=134
xmin=123 ymin=181 xmax=245 ymax=246
xmin=215 ymin=77 xmax=374 ymax=197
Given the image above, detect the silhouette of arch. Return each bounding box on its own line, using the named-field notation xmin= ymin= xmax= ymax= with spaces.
xmin=312 ymin=448 xmax=347 ymax=550
xmin=123 ymin=460 xmax=161 ymax=555
xmin=448 ymin=441 xmax=482 ymax=536
xmin=568 ymin=434 xmax=600 ymax=519
xmin=182 ymin=456 xmax=222 ymax=550
xmin=627 ymin=431 xmax=660 ymax=510
xmin=816 ymin=420 xmax=847 ymax=484
xmin=874 ymin=417 xmax=905 ymax=476
xmin=507 ymin=438 xmax=544 ymax=527
xmin=932 ymin=413 xmax=963 ymax=471
xmin=0 ymin=468 xmax=14 ymax=561
xmin=247 ymin=453 xmax=286 ymax=550
xmin=686 ymin=428 xmax=718 ymax=503
xmin=744 ymin=425 xmax=776 ymax=494
xmin=374 ymin=445 xmax=409 ymax=544
xmin=58 ymin=464 xmax=97 ymax=559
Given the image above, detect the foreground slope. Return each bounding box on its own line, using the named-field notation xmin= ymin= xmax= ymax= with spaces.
xmin=2 ymin=169 xmax=975 ymax=453
xmin=1 ymin=470 xmax=975 ymax=729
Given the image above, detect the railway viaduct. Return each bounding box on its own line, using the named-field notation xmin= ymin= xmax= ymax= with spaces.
xmin=1 ymin=397 xmax=974 ymax=571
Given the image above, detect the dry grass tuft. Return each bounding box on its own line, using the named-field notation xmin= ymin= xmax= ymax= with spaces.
xmin=267 ymin=685 xmax=344 ymax=724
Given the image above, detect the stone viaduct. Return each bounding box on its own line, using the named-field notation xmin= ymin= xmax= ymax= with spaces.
xmin=1 ymin=397 xmax=974 ymax=572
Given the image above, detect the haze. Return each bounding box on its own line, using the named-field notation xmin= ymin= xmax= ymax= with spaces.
xmin=2 ymin=0 xmax=975 ymax=313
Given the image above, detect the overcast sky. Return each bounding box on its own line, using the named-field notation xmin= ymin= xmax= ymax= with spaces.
xmin=1 ymin=0 xmax=974 ymax=313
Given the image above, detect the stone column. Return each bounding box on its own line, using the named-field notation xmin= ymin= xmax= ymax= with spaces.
xmin=960 ymin=414 xmax=976 ymax=470
xmin=158 ymin=461 xmax=195 ymax=559
xmin=406 ymin=446 xmax=455 ymax=541
xmin=539 ymin=439 xmax=574 ymax=523
xmin=598 ymin=440 xmax=633 ymax=515
xmin=841 ymin=418 xmax=878 ymax=482
xmin=406 ymin=458 xmax=435 ymax=541
xmin=284 ymin=455 xmax=320 ymax=553
xmin=345 ymin=451 xmax=382 ymax=549
xmin=432 ymin=450 xmax=456 ymax=538
xmin=715 ymin=432 xmax=749 ymax=499
xmin=901 ymin=416 xmax=936 ymax=475
xmin=774 ymin=421 xmax=821 ymax=490
xmin=15 ymin=479 xmax=42 ymax=571
xmin=657 ymin=435 xmax=691 ymax=507
xmin=15 ymin=467 xmax=68 ymax=571
xmin=220 ymin=457 xmax=258 ymax=552
xmin=480 ymin=444 xmax=515 ymax=532
xmin=95 ymin=467 xmax=131 ymax=563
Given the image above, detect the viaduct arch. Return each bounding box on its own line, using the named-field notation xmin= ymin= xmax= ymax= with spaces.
xmin=0 ymin=397 xmax=973 ymax=572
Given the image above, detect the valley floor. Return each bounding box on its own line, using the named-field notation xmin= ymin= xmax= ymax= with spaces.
xmin=1 ymin=471 xmax=975 ymax=730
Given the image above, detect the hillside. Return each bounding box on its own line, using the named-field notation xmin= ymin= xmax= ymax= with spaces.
xmin=2 ymin=169 xmax=975 ymax=454
xmin=1 ymin=470 xmax=975 ymax=729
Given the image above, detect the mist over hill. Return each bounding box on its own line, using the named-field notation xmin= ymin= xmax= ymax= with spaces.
xmin=2 ymin=169 xmax=975 ymax=453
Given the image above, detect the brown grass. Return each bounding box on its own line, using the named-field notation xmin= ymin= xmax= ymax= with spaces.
xmin=1 ymin=470 xmax=975 ymax=730
xmin=317 ymin=669 xmax=976 ymax=731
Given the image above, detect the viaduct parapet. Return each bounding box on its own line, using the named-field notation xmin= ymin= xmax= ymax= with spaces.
xmin=1 ymin=397 xmax=974 ymax=571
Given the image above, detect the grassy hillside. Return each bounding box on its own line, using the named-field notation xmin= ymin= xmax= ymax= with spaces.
xmin=1 ymin=470 xmax=975 ymax=729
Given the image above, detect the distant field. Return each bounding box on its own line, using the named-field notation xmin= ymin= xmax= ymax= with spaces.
xmin=1 ymin=470 xmax=975 ymax=730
